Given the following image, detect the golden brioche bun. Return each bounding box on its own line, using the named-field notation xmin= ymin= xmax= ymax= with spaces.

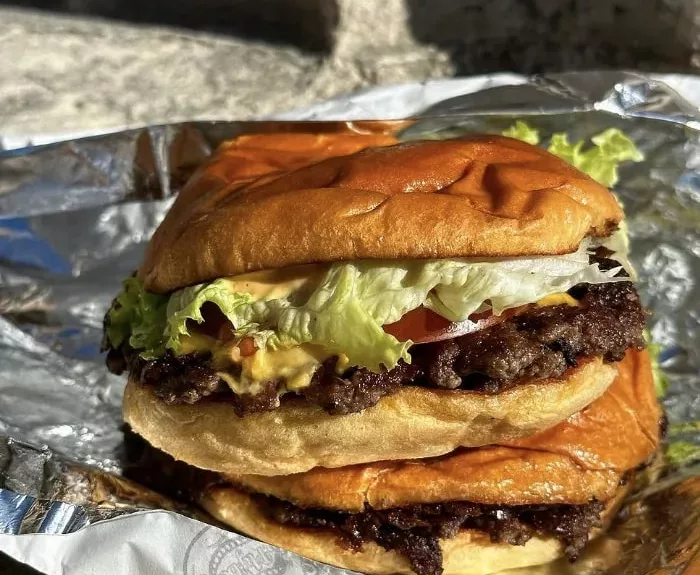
xmin=200 ymin=481 xmax=630 ymax=575
xmin=123 ymin=356 xmax=616 ymax=476
xmin=138 ymin=135 xmax=622 ymax=293
xmin=229 ymin=349 xmax=660 ymax=510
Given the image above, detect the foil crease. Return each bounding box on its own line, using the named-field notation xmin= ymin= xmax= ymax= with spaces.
xmin=0 ymin=72 xmax=699 ymax=574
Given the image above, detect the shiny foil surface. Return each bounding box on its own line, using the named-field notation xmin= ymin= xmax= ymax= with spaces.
xmin=0 ymin=72 xmax=698 ymax=574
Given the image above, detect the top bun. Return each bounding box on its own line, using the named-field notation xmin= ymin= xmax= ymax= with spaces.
xmin=139 ymin=134 xmax=623 ymax=293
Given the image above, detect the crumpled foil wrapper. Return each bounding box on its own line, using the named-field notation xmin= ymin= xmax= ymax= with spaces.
xmin=0 ymin=71 xmax=699 ymax=574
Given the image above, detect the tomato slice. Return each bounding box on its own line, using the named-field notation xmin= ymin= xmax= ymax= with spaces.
xmin=383 ymin=306 xmax=524 ymax=344
xmin=238 ymin=336 xmax=258 ymax=357
xmin=198 ymin=300 xmax=525 ymax=351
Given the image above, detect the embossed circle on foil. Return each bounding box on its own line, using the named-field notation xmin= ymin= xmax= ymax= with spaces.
xmin=183 ymin=526 xmax=290 ymax=575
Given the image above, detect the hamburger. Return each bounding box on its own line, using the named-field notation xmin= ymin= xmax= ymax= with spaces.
xmin=108 ymin=129 xmax=662 ymax=574
xmin=105 ymin=132 xmax=647 ymax=476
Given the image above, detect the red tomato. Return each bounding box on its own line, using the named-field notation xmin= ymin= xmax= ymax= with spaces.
xmin=383 ymin=306 xmax=525 ymax=344
xmin=238 ymin=336 xmax=258 ymax=357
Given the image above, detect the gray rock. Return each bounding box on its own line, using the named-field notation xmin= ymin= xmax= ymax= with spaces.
xmin=0 ymin=0 xmax=697 ymax=138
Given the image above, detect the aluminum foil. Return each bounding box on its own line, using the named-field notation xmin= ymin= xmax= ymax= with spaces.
xmin=0 ymin=72 xmax=699 ymax=574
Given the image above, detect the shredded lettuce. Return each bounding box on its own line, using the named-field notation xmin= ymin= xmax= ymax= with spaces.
xmin=593 ymin=221 xmax=637 ymax=281
xmin=105 ymin=235 xmax=626 ymax=372
xmin=502 ymin=123 xmax=643 ymax=186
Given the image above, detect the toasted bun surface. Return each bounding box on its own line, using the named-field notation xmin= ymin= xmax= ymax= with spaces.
xmin=229 ymin=349 xmax=660 ymax=510
xmin=123 ymin=356 xmax=616 ymax=476
xmin=173 ymin=133 xmax=400 ymax=205
xmin=200 ymin=481 xmax=630 ymax=575
xmin=138 ymin=135 xmax=622 ymax=293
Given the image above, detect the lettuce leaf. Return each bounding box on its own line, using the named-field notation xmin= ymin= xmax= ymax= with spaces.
xmin=163 ymin=271 xmax=411 ymax=372
xmin=502 ymin=120 xmax=540 ymax=145
xmin=547 ymin=129 xmax=643 ymax=186
xmin=104 ymin=234 xmax=625 ymax=372
xmin=669 ymin=421 xmax=700 ymax=434
xmin=164 ymin=280 xmax=256 ymax=350
xmin=274 ymin=264 xmax=412 ymax=371
xmin=665 ymin=422 xmax=700 ymax=466
xmin=104 ymin=277 xmax=168 ymax=357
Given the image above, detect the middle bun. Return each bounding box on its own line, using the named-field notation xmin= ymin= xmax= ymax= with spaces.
xmin=228 ymin=348 xmax=660 ymax=509
xmin=123 ymin=356 xmax=616 ymax=476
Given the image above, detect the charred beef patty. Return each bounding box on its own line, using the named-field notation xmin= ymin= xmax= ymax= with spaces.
xmin=258 ymin=495 xmax=604 ymax=575
xmin=106 ymin=278 xmax=646 ymax=416
xmin=122 ymin=430 xmax=604 ymax=575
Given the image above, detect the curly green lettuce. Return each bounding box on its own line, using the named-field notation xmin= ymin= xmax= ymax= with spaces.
xmin=105 ymin=235 xmax=627 ymax=372
xmin=104 ymin=277 xmax=167 ymax=358
xmin=502 ymin=120 xmax=540 ymax=145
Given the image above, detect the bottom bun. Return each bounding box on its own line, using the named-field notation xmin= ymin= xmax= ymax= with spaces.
xmin=200 ymin=484 xmax=629 ymax=575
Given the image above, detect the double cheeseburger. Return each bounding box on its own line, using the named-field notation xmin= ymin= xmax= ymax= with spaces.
xmin=105 ymin=131 xmax=661 ymax=575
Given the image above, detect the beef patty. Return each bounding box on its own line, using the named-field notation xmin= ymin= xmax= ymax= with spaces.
xmin=106 ymin=276 xmax=646 ymax=417
xmin=123 ymin=428 xmax=604 ymax=575
xmin=257 ymin=494 xmax=605 ymax=575
xmin=122 ymin=429 xmax=606 ymax=575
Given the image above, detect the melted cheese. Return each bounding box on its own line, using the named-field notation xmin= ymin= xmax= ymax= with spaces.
xmin=177 ymin=333 xmax=219 ymax=355
xmin=236 ymin=344 xmax=328 ymax=393
xmin=179 ymin=335 xmax=331 ymax=395
xmin=535 ymin=292 xmax=580 ymax=307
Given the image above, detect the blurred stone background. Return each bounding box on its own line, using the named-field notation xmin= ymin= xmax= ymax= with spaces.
xmin=0 ymin=0 xmax=698 ymax=136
